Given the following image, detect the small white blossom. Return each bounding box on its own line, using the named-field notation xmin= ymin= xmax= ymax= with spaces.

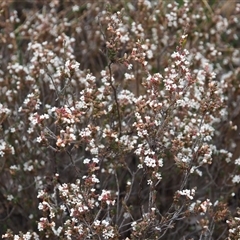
xmin=235 ymin=158 xmax=240 ymax=165
xmin=232 ymin=175 xmax=240 ymax=184
xmin=177 ymin=189 xmax=195 ymax=200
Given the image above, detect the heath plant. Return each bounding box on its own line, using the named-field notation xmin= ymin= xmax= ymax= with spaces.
xmin=0 ymin=0 xmax=240 ymax=239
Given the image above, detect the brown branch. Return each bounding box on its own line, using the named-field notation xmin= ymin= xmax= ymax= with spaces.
xmin=108 ymin=62 xmax=122 ymax=137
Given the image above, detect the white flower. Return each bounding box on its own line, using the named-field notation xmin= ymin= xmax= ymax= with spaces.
xmin=92 ymin=157 xmax=99 ymax=163
xmin=147 ymin=179 xmax=153 ymax=185
xmin=138 ymin=164 xmax=143 ymax=169
xmin=131 ymin=221 xmax=137 ymax=231
xmin=177 ymin=189 xmax=195 ymax=200
xmin=235 ymin=158 xmax=240 ymax=165
xmin=232 ymin=175 xmax=240 ymax=184
xmin=83 ymin=158 xmax=91 ymax=164
xmin=22 ymin=232 xmax=32 ymax=240
xmin=127 ymin=64 xmax=133 ymax=70
xmin=72 ymin=5 xmax=80 ymax=12
xmin=144 ymin=156 xmax=156 ymax=167
xmin=155 ymin=172 xmax=162 ymax=180
xmin=7 ymin=195 xmax=14 ymax=201
xmin=36 ymin=136 xmax=43 ymax=143
xmin=91 ymin=174 xmax=100 ymax=183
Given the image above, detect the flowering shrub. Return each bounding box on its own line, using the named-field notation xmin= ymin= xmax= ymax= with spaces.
xmin=0 ymin=0 xmax=240 ymax=239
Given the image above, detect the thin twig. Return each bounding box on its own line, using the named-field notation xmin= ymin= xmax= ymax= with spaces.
xmin=108 ymin=62 xmax=122 ymax=137
xmin=66 ymin=149 xmax=80 ymax=176
xmin=114 ymin=171 xmax=120 ymax=221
